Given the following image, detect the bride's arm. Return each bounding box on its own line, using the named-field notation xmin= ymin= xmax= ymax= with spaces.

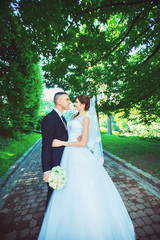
xmin=52 ymin=117 xmax=90 ymax=147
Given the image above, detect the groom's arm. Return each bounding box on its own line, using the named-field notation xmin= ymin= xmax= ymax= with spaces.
xmin=41 ymin=115 xmax=55 ymax=173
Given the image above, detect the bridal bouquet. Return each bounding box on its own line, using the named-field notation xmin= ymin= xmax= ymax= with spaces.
xmin=48 ymin=166 xmax=67 ymax=190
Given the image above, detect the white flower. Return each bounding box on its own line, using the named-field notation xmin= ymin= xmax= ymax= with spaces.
xmin=48 ymin=166 xmax=67 ymax=190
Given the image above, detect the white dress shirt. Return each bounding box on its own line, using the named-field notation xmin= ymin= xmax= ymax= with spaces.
xmin=54 ymin=107 xmax=63 ymax=118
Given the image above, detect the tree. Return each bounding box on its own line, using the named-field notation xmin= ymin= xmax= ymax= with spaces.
xmin=29 ymin=0 xmax=159 ymax=123
xmin=106 ymin=112 xmax=112 ymax=135
xmin=1 ymin=0 xmax=160 ymax=128
xmin=0 ymin=1 xmax=42 ymax=135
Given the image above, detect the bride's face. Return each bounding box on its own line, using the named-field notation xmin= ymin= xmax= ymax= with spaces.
xmin=74 ymin=98 xmax=85 ymax=111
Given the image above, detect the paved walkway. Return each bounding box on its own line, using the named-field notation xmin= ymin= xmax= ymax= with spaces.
xmin=0 ymin=141 xmax=160 ymax=240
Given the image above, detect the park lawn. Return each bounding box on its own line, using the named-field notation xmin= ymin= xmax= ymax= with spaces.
xmin=0 ymin=133 xmax=41 ymax=177
xmin=101 ymin=134 xmax=160 ymax=179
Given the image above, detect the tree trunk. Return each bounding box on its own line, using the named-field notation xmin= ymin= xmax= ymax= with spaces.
xmin=95 ymin=94 xmax=99 ymax=122
xmin=107 ymin=112 xmax=112 ymax=135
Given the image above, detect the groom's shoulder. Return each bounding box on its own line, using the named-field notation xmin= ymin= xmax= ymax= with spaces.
xmin=42 ymin=109 xmax=56 ymax=122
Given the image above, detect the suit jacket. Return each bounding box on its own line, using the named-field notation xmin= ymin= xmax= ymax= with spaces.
xmin=41 ymin=109 xmax=68 ymax=172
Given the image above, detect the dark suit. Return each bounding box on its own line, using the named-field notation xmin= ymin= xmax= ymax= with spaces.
xmin=41 ymin=109 xmax=68 ymax=208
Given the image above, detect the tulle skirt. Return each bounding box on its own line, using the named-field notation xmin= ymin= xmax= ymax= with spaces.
xmin=38 ymin=146 xmax=135 ymax=240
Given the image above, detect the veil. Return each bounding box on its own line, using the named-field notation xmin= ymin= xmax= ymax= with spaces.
xmin=87 ymin=99 xmax=104 ymax=165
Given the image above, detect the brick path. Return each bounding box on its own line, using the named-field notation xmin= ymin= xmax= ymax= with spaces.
xmin=0 ymin=141 xmax=160 ymax=240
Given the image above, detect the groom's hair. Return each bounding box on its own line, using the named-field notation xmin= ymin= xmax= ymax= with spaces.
xmin=54 ymin=92 xmax=68 ymax=105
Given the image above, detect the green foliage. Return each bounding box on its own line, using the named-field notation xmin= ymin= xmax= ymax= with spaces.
xmin=113 ymin=110 xmax=160 ymax=137
xmin=101 ymin=134 xmax=160 ymax=178
xmin=128 ymin=122 xmax=160 ymax=138
xmin=36 ymin=114 xmax=46 ymax=131
xmin=113 ymin=113 xmax=131 ymax=133
xmin=1 ymin=0 xmax=160 ymax=135
xmin=0 ymin=133 xmax=41 ymax=176
xmin=99 ymin=112 xmax=107 ymax=128
xmin=40 ymin=98 xmax=54 ymax=115
xmin=110 ymin=115 xmax=121 ymax=132
xmin=0 ymin=2 xmax=42 ymax=135
xmin=24 ymin=0 xmax=159 ymax=123
xmin=100 ymin=127 xmax=108 ymax=134
xmin=63 ymin=105 xmax=77 ymax=122
xmin=98 ymin=111 xmax=160 ymax=137
xmin=1 ymin=61 xmax=42 ymax=135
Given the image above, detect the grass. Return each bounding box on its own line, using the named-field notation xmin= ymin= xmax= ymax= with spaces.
xmin=0 ymin=133 xmax=41 ymax=177
xmin=101 ymin=134 xmax=160 ymax=179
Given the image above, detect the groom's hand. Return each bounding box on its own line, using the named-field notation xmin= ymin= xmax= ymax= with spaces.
xmin=77 ymin=135 xmax=82 ymax=142
xmin=43 ymin=171 xmax=51 ymax=183
xmin=52 ymin=139 xmax=62 ymax=147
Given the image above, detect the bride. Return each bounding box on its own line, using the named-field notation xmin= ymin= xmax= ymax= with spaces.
xmin=38 ymin=94 xmax=135 ymax=240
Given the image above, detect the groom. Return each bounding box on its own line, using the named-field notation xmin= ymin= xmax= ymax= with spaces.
xmin=41 ymin=92 xmax=70 ymax=208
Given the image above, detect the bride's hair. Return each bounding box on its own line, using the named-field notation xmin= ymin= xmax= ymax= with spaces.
xmin=73 ymin=95 xmax=90 ymax=118
xmin=76 ymin=95 xmax=90 ymax=111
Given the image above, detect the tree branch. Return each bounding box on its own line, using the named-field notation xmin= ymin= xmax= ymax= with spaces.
xmin=118 ymin=69 xmax=160 ymax=109
xmin=108 ymin=82 xmax=159 ymax=113
xmin=73 ymin=0 xmax=159 ymax=16
xmin=135 ymin=83 xmax=160 ymax=103
xmin=90 ymin=10 xmax=144 ymax=65
xmin=120 ymin=18 xmax=160 ymax=62
xmin=143 ymin=41 xmax=160 ymax=63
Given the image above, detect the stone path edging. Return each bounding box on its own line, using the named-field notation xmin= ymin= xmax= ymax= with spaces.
xmin=0 ymin=138 xmax=41 ymax=189
xmin=103 ymin=150 xmax=160 ymax=189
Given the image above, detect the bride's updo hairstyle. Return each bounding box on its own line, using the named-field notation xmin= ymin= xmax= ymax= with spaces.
xmin=76 ymin=95 xmax=90 ymax=111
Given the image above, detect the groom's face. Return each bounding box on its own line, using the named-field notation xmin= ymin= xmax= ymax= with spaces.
xmin=60 ymin=94 xmax=71 ymax=110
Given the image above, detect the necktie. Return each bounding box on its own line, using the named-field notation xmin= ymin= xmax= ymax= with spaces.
xmin=61 ymin=116 xmax=67 ymax=131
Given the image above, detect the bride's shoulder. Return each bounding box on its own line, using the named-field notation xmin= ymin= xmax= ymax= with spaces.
xmin=79 ymin=115 xmax=90 ymax=120
xmin=85 ymin=115 xmax=90 ymax=120
xmin=82 ymin=115 xmax=90 ymax=122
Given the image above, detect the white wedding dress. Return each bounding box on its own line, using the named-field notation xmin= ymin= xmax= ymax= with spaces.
xmin=38 ymin=116 xmax=135 ymax=240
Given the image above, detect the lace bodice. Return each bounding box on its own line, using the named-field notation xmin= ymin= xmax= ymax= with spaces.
xmin=67 ymin=116 xmax=87 ymax=142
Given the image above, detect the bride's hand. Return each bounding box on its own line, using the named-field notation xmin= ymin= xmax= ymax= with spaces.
xmin=52 ymin=139 xmax=63 ymax=147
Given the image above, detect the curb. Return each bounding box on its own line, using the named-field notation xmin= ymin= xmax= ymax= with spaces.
xmin=0 ymin=138 xmax=41 ymax=189
xmin=103 ymin=150 xmax=160 ymax=189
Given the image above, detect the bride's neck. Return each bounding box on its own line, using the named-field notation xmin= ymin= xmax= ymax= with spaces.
xmin=78 ymin=110 xmax=86 ymax=117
